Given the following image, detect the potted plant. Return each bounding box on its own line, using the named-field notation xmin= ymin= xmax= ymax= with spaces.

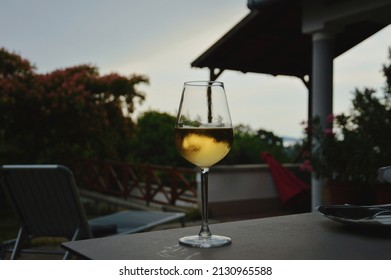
xmin=301 ymin=49 xmax=391 ymax=204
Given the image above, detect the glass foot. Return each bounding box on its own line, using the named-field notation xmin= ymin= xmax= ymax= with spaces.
xmin=179 ymin=235 xmax=231 ymax=248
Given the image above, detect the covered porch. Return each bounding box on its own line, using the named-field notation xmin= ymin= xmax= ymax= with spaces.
xmin=191 ymin=0 xmax=391 ymax=208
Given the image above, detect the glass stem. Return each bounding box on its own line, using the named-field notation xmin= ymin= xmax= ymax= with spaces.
xmin=199 ymin=167 xmax=212 ymax=237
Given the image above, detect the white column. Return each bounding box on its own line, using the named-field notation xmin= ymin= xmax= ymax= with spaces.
xmin=311 ymin=32 xmax=334 ymax=210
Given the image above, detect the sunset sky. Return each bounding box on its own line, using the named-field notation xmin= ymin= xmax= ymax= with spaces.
xmin=1 ymin=0 xmax=390 ymax=139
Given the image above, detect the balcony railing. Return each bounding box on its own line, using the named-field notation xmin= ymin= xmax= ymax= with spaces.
xmin=67 ymin=159 xmax=310 ymax=217
xmin=68 ymin=159 xmax=198 ymax=208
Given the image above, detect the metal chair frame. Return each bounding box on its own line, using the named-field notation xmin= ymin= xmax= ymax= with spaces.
xmin=0 ymin=165 xmax=185 ymax=259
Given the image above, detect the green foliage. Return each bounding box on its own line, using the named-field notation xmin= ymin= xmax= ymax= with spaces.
xmin=0 ymin=47 xmax=293 ymax=166
xmin=0 ymin=47 xmax=148 ymax=163
xmin=129 ymin=111 xmax=189 ymax=166
xmin=221 ymin=124 xmax=290 ymax=165
xmin=302 ymin=47 xmax=391 ymax=188
xmin=129 ymin=112 xmax=291 ymax=167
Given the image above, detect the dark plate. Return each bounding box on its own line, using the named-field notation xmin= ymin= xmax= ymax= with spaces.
xmin=318 ymin=204 xmax=391 ymax=226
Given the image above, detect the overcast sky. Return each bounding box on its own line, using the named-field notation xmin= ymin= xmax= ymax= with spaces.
xmin=1 ymin=0 xmax=391 ymax=139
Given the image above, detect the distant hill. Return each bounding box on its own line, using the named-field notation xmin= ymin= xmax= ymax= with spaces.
xmin=282 ymin=136 xmax=301 ymax=147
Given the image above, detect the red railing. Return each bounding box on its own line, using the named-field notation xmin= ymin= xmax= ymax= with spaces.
xmin=68 ymin=159 xmax=198 ymax=207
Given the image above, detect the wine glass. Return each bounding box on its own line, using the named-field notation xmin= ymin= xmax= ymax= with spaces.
xmin=175 ymin=81 xmax=234 ymax=248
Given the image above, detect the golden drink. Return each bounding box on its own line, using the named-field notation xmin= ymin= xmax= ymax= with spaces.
xmin=175 ymin=127 xmax=233 ymax=168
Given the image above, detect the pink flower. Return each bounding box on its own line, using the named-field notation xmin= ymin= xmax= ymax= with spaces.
xmin=300 ymin=160 xmax=313 ymax=172
xmin=324 ymin=128 xmax=334 ymax=135
xmin=326 ymin=114 xmax=334 ymax=124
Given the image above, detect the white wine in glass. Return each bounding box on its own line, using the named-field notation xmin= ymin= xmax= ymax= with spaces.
xmin=175 ymin=81 xmax=233 ymax=248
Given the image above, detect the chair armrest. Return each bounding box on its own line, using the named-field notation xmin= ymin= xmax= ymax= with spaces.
xmin=378 ymin=166 xmax=391 ymax=183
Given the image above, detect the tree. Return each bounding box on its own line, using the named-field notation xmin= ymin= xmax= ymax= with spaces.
xmin=130 ymin=111 xmax=189 ymax=166
xmin=129 ymin=111 xmax=292 ymax=166
xmin=0 ymin=48 xmax=148 ymax=163
xmin=221 ymin=125 xmax=290 ymax=165
xmin=0 ymin=48 xmax=38 ymax=162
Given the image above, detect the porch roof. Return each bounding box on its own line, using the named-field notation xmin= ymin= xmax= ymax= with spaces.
xmin=191 ymin=0 xmax=387 ymax=79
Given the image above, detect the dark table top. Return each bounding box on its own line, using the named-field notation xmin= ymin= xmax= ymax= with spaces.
xmin=62 ymin=212 xmax=391 ymax=260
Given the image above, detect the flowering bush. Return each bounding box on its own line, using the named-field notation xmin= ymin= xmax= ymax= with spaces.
xmin=301 ymin=49 xmax=391 ymax=189
xmin=0 ymin=47 xmax=149 ymax=163
xmin=301 ymin=114 xmax=363 ymax=184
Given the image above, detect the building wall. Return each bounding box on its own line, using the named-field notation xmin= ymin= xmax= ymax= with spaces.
xmin=202 ymin=164 xmax=310 ymax=218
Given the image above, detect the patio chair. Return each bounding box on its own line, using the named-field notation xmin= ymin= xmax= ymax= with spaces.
xmin=0 ymin=164 xmax=185 ymax=260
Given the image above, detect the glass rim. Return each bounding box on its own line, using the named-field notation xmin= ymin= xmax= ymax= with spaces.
xmin=184 ymin=81 xmax=223 ymax=87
